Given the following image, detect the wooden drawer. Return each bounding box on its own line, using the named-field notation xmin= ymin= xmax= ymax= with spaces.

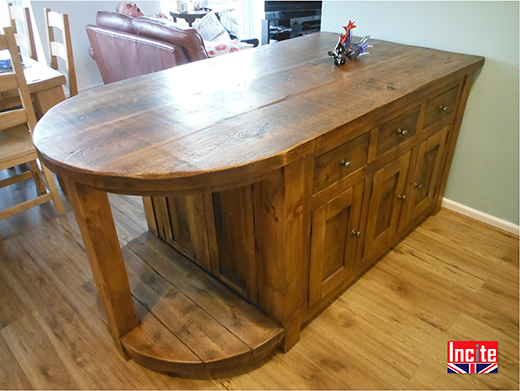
xmin=423 ymin=86 xmax=458 ymax=129
xmin=313 ymin=132 xmax=370 ymax=193
xmin=376 ymin=106 xmax=420 ymax=157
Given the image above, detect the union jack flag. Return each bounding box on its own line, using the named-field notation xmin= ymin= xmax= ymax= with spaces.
xmin=447 ymin=363 xmax=498 ymax=373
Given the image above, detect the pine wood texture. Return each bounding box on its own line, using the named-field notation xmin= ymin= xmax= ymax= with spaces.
xmin=0 ymin=178 xmax=517 ymax=388
xmin=30 ymin=33 xmax=487 ymax=374
xmin=43 ymin=8 xmax=78 ymax=97
xmin=0 ymin=57 xmax=66 ymax=118
xmin=33 ymin=33 xmax=484 ymax=195
xmin=121 ymin=232 xmax=284 ymax=373
xmin=0 ymin=28 xmax=64 ymax=225
xmin=309 ymin=179 xmax=364 ymax=306
xmin=8 ymin=3 xmax=38 ymax=61
xmin=65 ymin=180 xmax=139 ymax=354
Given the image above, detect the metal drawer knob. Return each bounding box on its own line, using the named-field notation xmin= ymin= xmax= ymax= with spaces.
xmin=414 ymin=182 xmax=424 ymax=189
xmin=351 ymin=229 xmax=361 ymax=238
xmin=439 ymin=105 xmax=448 ymax=112
xmin=397 ymin=128 xmax=408 ymax=136
xmin=340 ymin=159 xmax=352 ymax=168
xmin=397 ymin=194 xmax=406 ymax=201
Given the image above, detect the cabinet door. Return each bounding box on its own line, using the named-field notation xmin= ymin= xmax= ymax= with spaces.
xmin=406 ymin=127 xmax=448 ymax=223
xmin=309 ymin=180 xmax=364 ymax=306
xmin=365 ymin=151 xmax=411 ymax=256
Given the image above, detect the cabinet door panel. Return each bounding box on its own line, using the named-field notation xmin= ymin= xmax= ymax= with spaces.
xmin=309 ymin=181 xmax=364 ymax=306
xmin=365 ymin=151 xmax=411 ymax=256
xmin=406 ymin=127 xmax=448 ymax=222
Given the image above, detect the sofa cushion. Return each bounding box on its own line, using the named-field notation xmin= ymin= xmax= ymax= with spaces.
xmin=132 ymin=18 xmax=208 ymax=62
xmin=96 ymin=11 xmax=135 ymax=34
xmin=205 ymin=40 xmax=240 ymax=57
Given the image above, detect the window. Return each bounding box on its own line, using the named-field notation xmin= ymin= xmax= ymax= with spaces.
xmin=1 ymin=1 xmax=11 ymax=27
xmin=160 ymin=0 xmax=263 ymax=40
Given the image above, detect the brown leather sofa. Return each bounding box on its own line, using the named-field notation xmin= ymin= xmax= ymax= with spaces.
xmin=86 ymin=11 xmax=208 ymax=84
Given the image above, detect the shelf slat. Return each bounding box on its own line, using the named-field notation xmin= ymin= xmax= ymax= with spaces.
xmin=120 ymin=232 xmax=284 ymax=374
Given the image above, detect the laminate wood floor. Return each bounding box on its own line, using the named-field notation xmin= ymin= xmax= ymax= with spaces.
xmin=0 ymin=169 xmax=518 ymax=389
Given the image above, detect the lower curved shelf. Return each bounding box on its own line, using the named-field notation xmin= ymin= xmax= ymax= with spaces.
xmin=120 ymin=232 xmax=284 ymax=374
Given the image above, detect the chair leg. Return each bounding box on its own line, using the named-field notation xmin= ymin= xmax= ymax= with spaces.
xmin=41 ymin=165 xmax=65 ymax=214
xmin=29 ymin=160 xmax=46 ymax=195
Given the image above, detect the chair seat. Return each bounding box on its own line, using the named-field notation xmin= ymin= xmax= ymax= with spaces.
xmin=0 ymin=124 xmax=38 ymax=171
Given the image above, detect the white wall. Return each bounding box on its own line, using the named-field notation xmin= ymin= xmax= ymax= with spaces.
xmin=322 ymin=1 xmax=519 ymax=226
xmin=29 ymin=1 xmax=163 ymax=91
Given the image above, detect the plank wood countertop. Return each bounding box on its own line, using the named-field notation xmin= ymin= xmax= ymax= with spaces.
xmin=33 ymin=32 xmax=484 ymax=196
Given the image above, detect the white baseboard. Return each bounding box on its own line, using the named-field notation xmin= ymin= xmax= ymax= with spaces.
xmin=442 ymin=198 xmax=519 ymax=236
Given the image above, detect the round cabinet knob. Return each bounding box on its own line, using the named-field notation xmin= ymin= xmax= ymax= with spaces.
xmin=397 ymin=194 xmax=406 ymax=201
xmin=340 ymin=159 xmax=352 ymax=168
xmin=414 ymin=182 xmax=424 ymax=189
xmin=351 ymin=229 xmax=361 ymax=238
xmin=397 ymin=128 xmax=408 ymax=136
xmin=439 ymin=105 xmax=448 ymax=112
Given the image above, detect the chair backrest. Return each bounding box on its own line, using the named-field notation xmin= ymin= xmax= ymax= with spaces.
xmin=43 ymin=8 xmax=78 ymax=97
xmin=8 ymin=2 xmax=38 ymax=61
xmin=0 ymin=27 xmax=37 ymax=133
xmin=0 ymin=27 xmax=65 ymax=221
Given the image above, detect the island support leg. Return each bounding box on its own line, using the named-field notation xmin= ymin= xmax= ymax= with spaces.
xmin=66 ymin=179 xmax=140 ymax=357
xmin=254 ymin=155 xmax=313 ymax=352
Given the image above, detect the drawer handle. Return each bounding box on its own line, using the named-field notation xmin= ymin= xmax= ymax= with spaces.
xmin=340 ymin=159 xmax=352 ymax=168
xmin=351 ymin=229 xmax=361 ymax=238
xmin=414 ymin=182 xmax=424 ymax=189
xmin=439 ymin=105 xmax=448 ymax=112
xmin=397 ymin=194 xmax=406 ymax=201
xmin=396 ymin=128 xmax=409 ymax=136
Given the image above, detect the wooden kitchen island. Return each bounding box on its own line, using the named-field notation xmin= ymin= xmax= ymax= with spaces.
xmin=33 ymin=32 xmax=484 ymax=375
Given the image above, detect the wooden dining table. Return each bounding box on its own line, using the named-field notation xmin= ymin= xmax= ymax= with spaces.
xmin=32 ymin=32 xmax=484 ymax=375
xmin=0 ymin=56 xmax=66 ymax=118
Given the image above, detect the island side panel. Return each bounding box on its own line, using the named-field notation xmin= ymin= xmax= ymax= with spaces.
xmin=434 ymin=73 xmax=475 ymax=214
xmin=210 ymin=186 xmax=258 ymax=304
xmin=143 ymin=194 xmax=212 ymax=273
xmin=253 ymin=154 xmax=313 ymax=351
xmin=144 ymin=154 xmax=314 ymax=351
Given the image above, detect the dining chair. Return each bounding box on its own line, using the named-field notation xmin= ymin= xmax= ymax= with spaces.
xmin=0 ymin=27 xmax=65 ymax=225
xmin=7 ymin=3 xmax=38 ymax=61
xmin=43 ymin=8 xmax=78 ymax=97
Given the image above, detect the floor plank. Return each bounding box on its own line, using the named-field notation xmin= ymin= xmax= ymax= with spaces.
xmin=1 ymin=313 xmax=79 ymax=390
xmin=0 ymin=333 xmax=33 ymax=390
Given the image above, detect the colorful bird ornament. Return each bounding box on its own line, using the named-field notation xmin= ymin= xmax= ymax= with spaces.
xmin=328 ymin=21 xmax=372 ymax=66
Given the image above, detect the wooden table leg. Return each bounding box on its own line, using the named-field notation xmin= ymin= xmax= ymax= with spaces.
xmin=33 ymin=86 xmax=66 ymax=119
xmin=66 ymin=179 xmax=139 ymax=357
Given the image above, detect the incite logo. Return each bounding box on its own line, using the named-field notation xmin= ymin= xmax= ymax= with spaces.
xmin=447 ymin=341 xmax=498 ymax=373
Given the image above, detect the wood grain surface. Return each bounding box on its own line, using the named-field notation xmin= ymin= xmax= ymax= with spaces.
xmin=33 ymin=32 xmax=484 ymax=195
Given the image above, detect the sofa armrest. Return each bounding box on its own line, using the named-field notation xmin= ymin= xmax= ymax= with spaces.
xmin=86 ymin=25 xmax=189 ymax=84
xmin=132 ymin=18 xmax=208 ymax=63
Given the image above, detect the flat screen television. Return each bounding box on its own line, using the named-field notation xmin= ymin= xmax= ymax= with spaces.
xmin=265 ymin=1 xmax=322 ymax=13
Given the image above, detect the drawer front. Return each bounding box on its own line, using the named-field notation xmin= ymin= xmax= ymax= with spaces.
xmin=423 ymin=86 xmax=459 ymax=129
xmin=314 ymin=132 xmax=370 ymax=193
xmin=376 ymin=106 xmax=420 ymax=157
